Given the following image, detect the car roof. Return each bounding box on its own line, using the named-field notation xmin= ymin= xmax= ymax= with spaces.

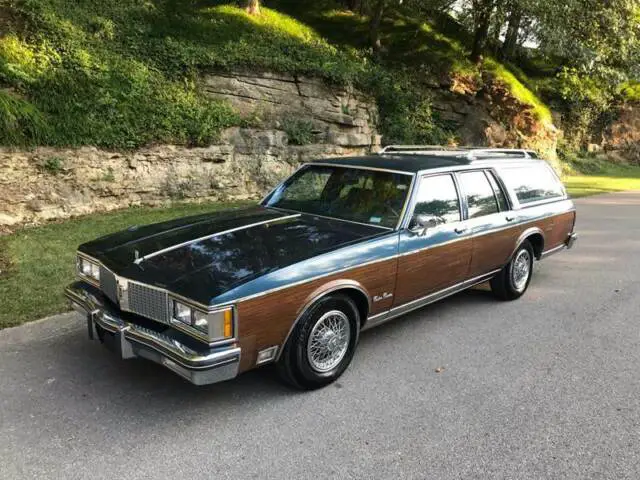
xmin=311 ymin=154 xmax=541 ymax=175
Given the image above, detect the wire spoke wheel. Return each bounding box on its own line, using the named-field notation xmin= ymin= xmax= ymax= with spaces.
xmin=306 ymin=310 xmax=351 ymax=373
xmin=511 ymin=249 xmax=531 ymax=292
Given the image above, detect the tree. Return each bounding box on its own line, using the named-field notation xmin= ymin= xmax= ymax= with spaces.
xmin=500 ymin=3 xmax=522 ymax=59
xmin=470 ymin=0 xmax=498 ymax=63
xmin=370 ymin=0 xmax=387 ymax=53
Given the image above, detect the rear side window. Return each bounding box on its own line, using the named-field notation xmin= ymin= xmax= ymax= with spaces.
xmin=458 ymin=171 xmax=499 ymax=219
xmin=498 ymin=165 xmax=565 ymax=205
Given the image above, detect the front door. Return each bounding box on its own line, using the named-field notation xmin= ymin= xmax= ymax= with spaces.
xmin=393 ymin=174 xmax=473 ymax=308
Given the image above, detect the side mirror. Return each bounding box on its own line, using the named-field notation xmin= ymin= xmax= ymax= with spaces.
xmin=409 ymin=214 xmax=440 ymax=236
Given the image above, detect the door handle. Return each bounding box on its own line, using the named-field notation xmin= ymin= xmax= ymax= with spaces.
xmin=454 ymin=227 xmax=468 ymax=235
xmin=505 ymin=215 xmax=515 ymax=222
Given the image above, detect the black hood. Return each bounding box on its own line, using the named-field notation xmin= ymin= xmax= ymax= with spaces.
xmin=79 ymin=206 xmax=385 ymax=305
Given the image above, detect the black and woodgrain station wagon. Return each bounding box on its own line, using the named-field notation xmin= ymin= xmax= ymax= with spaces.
xmin=66 ymin=146 xmax=578 ymax=389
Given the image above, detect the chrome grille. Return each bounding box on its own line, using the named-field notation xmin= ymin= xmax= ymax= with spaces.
xmin=100 ymin=266 xmax=119 ymax=305
xmin=127 ymin=282 xmax=170 ymax=324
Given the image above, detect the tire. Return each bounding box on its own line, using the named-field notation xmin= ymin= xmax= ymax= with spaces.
xmin=490 ymin=240 xmax=535 ymax=301
xmin=276 ymin=294 xmax=360 ymax=390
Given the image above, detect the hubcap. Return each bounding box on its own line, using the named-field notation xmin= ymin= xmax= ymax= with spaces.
xmin=307 ymin=310 xmax=351 ymax=373
xmin=511 ymin=249 xmax=531 ymax=292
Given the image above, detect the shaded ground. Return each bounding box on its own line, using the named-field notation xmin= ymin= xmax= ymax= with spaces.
xmin=1 ymin=192 xmax=640 ymax=479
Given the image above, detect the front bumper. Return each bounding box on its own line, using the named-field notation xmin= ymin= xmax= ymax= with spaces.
xmin=65 ymin=282 xmax=241 ymax=386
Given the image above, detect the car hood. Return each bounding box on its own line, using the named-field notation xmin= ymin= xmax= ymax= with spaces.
xmin=79 ymin=206 xmax=385 ymax=305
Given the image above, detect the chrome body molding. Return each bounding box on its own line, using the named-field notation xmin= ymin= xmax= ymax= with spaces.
xmin=65 ymin=282 xmax=241 ymax=386
xmin=135 ymin=213 xmax=301 ymax=264
xmin=362 ymin=270 xmax=501 ymax=331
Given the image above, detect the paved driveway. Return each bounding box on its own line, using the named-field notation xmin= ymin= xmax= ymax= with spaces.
xmin=1 ymin=192 xmax=639 ymax=479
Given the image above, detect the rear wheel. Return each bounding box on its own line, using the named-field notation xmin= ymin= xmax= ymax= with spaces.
xmin=491 ymin=240 xmax=534 ymax=301
xmin=276 ymin=294 xmax=360 ymax=390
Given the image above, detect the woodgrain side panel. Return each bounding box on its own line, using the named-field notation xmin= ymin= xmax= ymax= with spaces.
xmin=235 ymin=258 xmax=397 ymax=372
xmin=393 ymin=238 xmax=473 ymax=307
xmin=468 ymin=227 xmax=518 ymax=279
xmin=544 ymin=211 xmax=576 ymax=250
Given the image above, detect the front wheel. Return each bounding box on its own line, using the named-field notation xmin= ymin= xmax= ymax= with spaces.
xmin=276 ymin=294 xmax=360 ymax=390
xmin=490 ymin=240 xmax=534 ymax=301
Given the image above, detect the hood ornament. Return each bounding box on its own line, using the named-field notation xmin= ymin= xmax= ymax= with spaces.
xmin=134 ymin=250 xmax=140 ymax=261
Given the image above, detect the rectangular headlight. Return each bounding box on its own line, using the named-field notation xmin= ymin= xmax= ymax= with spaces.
xmin=171 ymin=299 xmax=234 ymax=343
xmin=173 ymin=301 xmax=192 ymax=325
xmin=77 ymin=255 xmax=100 ymax=283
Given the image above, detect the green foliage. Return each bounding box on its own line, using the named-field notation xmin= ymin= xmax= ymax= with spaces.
xmin=484 ymin=59 xmax=553 ymax=125
xmin=42 ymin=156 xmax=63 ymax=174
xmin=619 ymin=82 xmax=640 ymax=103
xmin=282 ymin=117 xmax=315 ymax=145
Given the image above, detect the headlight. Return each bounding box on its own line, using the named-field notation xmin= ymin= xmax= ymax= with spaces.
xmin=77 ymin=255 xmax=100 ymax=283
xmin=171 ymin=300 xmax=234 ymax=342
xmin=173 ymin=301 xmax=192 ymax=325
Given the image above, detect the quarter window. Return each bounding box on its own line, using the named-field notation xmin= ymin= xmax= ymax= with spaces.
xmin=486 ymin=171 xmax=509 ymax=211
xmin=411 ymin=175 xmax=461 ymax=226
xmin=459 ymin=171 xmax=499 ymax=219
xmin=498 ymin=165 xmax=565 ymax=205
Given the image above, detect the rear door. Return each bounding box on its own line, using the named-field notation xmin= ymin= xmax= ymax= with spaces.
xmin=456 ymin=170 xmax=517 ymax=278
xmin=393 ymin=174 xmax=473 ymax=307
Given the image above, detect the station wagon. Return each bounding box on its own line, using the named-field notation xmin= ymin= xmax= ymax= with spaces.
xmin=66 ymin=146 xmax=578 ymax=389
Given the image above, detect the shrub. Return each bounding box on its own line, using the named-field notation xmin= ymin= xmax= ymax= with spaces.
xmin=282 ymin=117 xmax=314 ymax=145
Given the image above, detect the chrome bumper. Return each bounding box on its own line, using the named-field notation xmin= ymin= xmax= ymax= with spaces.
xmin=65 ymin=282 xmax=241 ymax=386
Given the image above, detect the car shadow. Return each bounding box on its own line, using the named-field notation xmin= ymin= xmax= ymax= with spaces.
xmin=5 ymin=288 xmax=499 ymax=425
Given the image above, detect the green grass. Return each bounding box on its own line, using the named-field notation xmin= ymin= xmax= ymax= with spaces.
xmin=564 ymin=173 xmax=640 ymax=198
xmin=484 ymin=59 xmax=554 ymax=125
xmin=1 ymin=0 xmax=556 ymax=148
xmin=0 ymin=1 xmax=365 ymax=147
xmin=0 ymin=200 xmax=251 ymax=329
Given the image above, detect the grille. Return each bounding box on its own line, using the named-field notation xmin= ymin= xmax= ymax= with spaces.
xmin=100 ymin=266 xmax=119 ymax=305
xmin=127 ymin=282 xmax=170 ymax=324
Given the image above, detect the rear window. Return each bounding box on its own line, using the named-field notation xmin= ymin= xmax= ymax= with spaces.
xmin=498 ymin=164 xmax=565 ymax=205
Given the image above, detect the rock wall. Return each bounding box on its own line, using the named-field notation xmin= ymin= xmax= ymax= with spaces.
xmin=0 ymin=70 xmax=563 ymax=229
xmin=0 ymin=72 xmax=381 ymax=228
xmin=0 ymin=140 xmax=368 ymax=228
xmin=429 ymin=73 xmax=560 ymax=169
xmin=599 ymin=103 xmax=640 ymax=164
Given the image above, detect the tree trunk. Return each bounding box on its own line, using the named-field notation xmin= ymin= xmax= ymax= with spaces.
xmin=245 ymin=0 xmax=260 ymax=15
xmin=470 ymin=0 xmax=495 ymax=64
xmin=370 ymin=0 xmax=386 ymax=54
xmin=500 ymin=7 xmax=522 ymax=60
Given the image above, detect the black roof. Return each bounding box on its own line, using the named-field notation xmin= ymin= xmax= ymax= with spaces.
xmin=312 ymin=154 xmax=470 ymax=173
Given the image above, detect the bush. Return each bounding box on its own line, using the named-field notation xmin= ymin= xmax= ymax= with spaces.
xmin=282 ymin=117 xmax=314 ymax=145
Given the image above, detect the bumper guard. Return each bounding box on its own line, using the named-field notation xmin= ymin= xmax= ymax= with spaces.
xmin=65 ymin=282 xmax=241 ymax=386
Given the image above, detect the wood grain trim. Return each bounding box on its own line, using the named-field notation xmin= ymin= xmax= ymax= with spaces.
xmin=235 ymin=258 xmax=397 ymax=372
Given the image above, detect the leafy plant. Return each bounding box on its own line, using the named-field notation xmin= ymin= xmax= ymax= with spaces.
xmin=282 ymin=117 xmax=315 ymax=145
xmin=42 ymin=156 xmax=64 ymax=175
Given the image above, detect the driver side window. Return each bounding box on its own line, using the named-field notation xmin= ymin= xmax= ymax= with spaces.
xmin=412 ymin=174 xmax=461 ymax=226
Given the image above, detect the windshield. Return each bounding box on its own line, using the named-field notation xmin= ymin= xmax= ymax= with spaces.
xmin=263 ymin=165 xmax=413 ymax=228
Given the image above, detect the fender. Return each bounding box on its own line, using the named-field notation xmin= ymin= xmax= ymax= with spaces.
xmin=509 ymin=226 xmax=545 ymax=262
xmin=275 ymin=279 xmax=371 ymax=361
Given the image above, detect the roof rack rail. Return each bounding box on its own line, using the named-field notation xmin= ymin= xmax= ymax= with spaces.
xmin=378 ymin=145 xmax=539 ymax=160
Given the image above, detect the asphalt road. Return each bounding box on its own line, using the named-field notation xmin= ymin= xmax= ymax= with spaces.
xmin=1 ymin=192 xmax=640 ymax=480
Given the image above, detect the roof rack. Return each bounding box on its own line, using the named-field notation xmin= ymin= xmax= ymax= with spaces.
xmin=378 ymin=145 xmax=539 ymax=160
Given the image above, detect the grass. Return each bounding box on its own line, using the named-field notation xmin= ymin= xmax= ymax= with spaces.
xmin=0 ymin=200 xmax=251 ymax=329
xmin=564 ymin=173 xmax=640 ymax=198
xmin=0 ymin=0 xmax=557 ymax=148
xmin=484 ymin=59 xmax=554 ymax=125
